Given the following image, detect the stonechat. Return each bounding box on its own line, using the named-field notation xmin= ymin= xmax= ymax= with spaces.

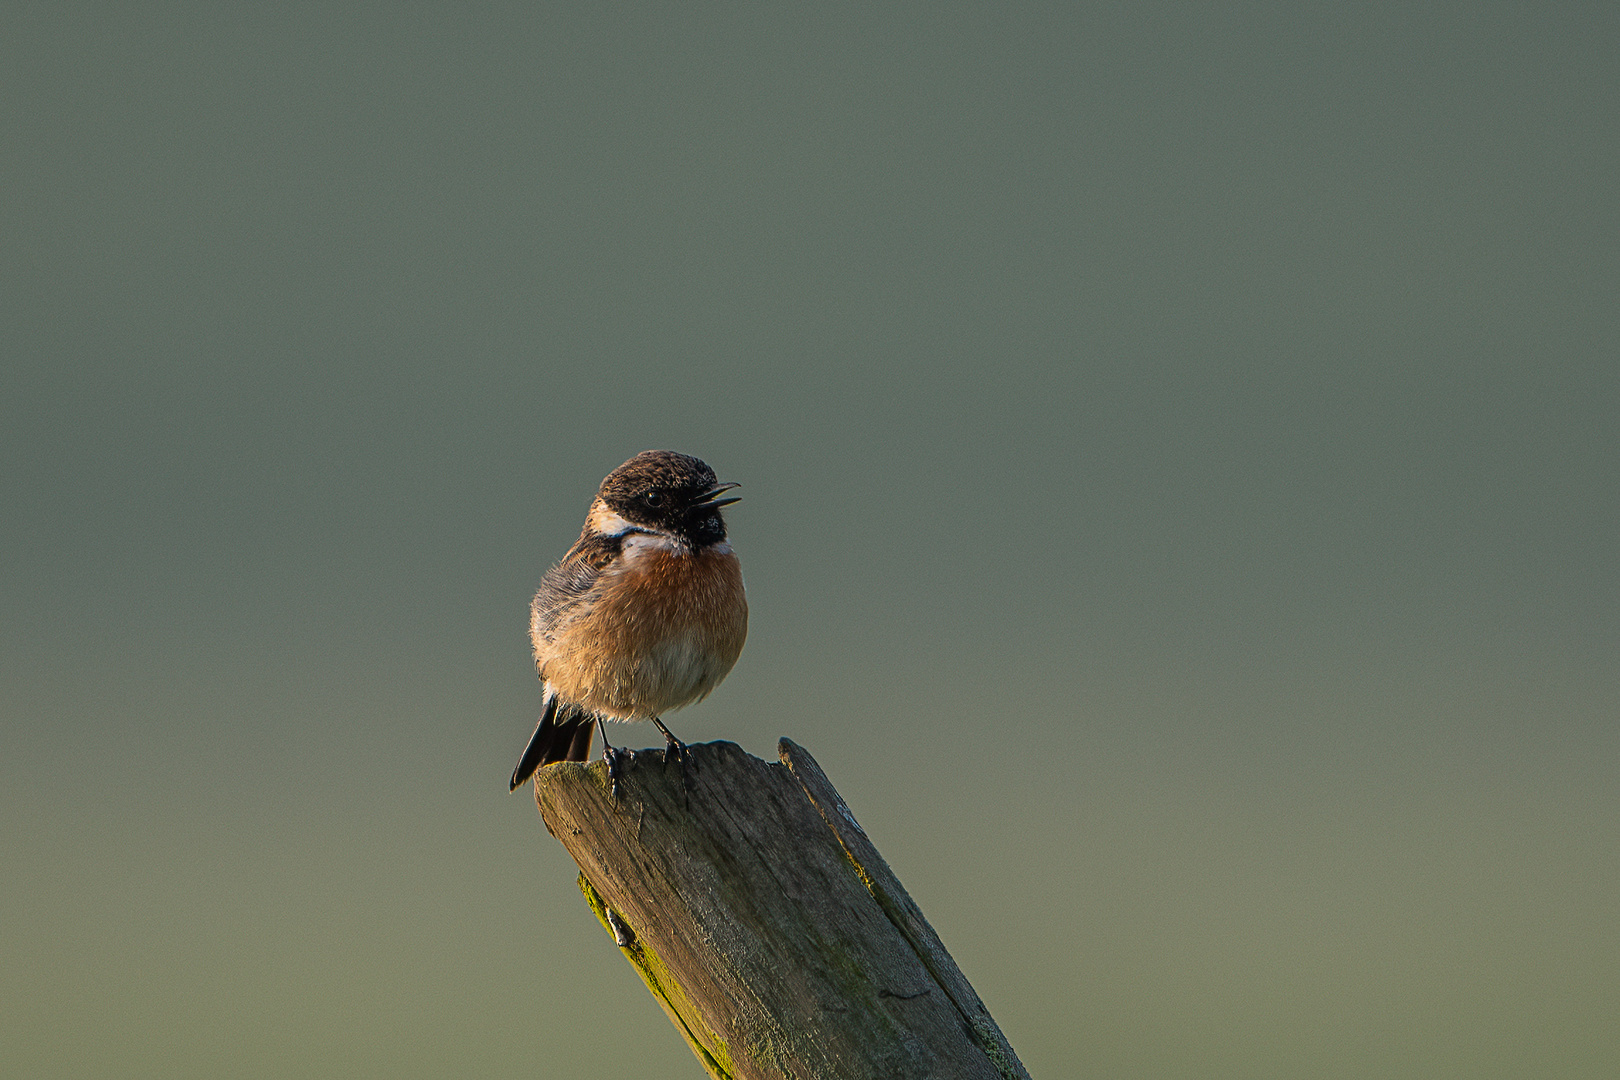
xmin=509 ymin=450 xmax=748 ymax=791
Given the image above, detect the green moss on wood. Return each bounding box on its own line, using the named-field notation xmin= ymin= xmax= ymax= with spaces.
xmin=577 ymin=874 xmax=736 ymax=1080
xmin=972 ymin=1017 xmax=1023 ymax=1080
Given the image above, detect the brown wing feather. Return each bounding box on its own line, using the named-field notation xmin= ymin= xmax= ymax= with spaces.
xmin=532 ymin=531 xmax=622 ymax=644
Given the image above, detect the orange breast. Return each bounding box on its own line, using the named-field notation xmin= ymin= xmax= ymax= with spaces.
xmin=544 ymin=546 xmax=748 ymax=719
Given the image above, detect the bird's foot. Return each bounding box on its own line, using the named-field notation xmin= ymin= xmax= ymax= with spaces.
xmin=596 ymin=716 xmax=632 ymax=799
xmin=602 ymin=744 xmax=631 ymax=799
xmin=650 ymin=716 xmax=694 ymax=807
xmin=651 ymin=716 xmax=688 ymax=765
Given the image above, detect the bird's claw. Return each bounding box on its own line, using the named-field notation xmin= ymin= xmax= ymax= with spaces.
xmin=650 ymin=716 xmax=688 ymax=766
xmin=604 ymin=745 xmax=630 ymax=799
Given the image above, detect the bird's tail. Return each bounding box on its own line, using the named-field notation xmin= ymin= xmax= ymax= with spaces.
xmin=509 ymin=693 xmax=595 ymax=792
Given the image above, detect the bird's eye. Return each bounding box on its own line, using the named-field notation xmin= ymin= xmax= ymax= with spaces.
xmin=643 ymin=490 xmax=663 ymax=507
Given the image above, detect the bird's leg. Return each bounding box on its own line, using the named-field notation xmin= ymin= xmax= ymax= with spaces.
xmin=650 ymin=716 xmax=688 ymax=764
xmin=650 ymin=715 xmax=694 ymax=807
xmin=598 ymin=716 xmax=630 ymax=798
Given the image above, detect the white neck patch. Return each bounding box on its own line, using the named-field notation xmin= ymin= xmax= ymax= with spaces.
xmin=587 ymin=502 xmax=638 ymax=536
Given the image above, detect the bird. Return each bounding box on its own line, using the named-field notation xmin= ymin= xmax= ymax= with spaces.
xmin=509 ymin=450 xmax=748 ymax=792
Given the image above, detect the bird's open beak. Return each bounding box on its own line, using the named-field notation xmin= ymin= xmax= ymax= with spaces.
xmin=691 ymin=482 xmax=742 ymax=509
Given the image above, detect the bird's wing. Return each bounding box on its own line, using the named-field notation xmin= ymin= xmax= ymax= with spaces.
xmin=532 ymin=531 xmax=622 ymax=642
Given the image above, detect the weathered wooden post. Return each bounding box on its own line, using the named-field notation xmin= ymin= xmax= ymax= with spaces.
xmin=532 ymin=738 xmax=1030 ymax=1080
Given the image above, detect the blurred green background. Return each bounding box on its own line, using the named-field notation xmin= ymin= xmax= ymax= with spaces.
xmin=3 ymin=4 xmax=1615 ymax=1077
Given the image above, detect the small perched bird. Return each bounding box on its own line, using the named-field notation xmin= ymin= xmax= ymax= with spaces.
xmin=509 ymin=450 xmax=748 ymax=791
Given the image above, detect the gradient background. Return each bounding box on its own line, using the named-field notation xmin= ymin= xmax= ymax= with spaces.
xmin=3 ymin=4 xmax=1616 ymax=1078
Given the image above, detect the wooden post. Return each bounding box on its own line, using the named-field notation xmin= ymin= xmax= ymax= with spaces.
xmin=532 ymin=738 xmax=1031 ymax=1080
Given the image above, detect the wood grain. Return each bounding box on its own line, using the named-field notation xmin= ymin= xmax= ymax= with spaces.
xmin=533 ymin=739 xmax=1030 ymax=1080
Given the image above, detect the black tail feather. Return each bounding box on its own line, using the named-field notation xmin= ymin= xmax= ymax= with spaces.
xmin=565 ymin=712 xmax=595 ymax=761
xmin=509 ymin=695 xmax=595 ymax=791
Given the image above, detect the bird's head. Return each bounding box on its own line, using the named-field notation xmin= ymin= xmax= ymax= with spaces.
xmin=590 ymin=450 xmax=740 ymax=548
